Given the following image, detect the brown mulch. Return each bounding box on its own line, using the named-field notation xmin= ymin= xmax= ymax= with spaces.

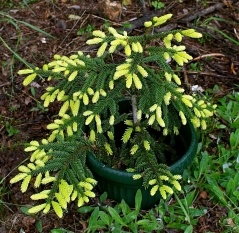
xmin=0 ymin=0 xmax=239 ymax=232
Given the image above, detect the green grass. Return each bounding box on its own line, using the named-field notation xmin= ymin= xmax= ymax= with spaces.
xmin=165 ymin=87 xmax=239 ymax=232
xmin=156 ymin=88 xmax=239 ymax=232
xmin=200 ymin=16 xmax=239 ymax=46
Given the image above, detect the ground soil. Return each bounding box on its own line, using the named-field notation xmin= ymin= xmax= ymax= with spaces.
xmin=0 ymin=0 xmax=239 ymax=232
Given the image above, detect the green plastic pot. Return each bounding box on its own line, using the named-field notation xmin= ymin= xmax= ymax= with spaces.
xmin=86 ymin=121 xmax=197 ymax=209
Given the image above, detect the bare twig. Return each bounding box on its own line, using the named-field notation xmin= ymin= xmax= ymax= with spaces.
xmin=180 ymin=0 xmax=238 ymax=22
xmin=0 ymin=82 xmax=11 ymax=88
xmin=193 ymin=53 xmax=226 ymax=61
xmin=181 ymin=3 xmax=225 ymax=22
xmin=154 ymin=23 xmax=178 ymax=33
xmin=178 ymin=70 xmax=236 ymax=79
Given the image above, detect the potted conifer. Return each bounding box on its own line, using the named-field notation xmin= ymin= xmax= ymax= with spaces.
xmin=10 ymin=14 xmax=216 ymax=217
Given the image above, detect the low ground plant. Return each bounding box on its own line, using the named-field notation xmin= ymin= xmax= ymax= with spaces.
xmin=182 ymin=88 xmax=239 ymax=232
xmin=116 ymin=88 xmax=239 ymax=233
xmin=85 ymin=190 xmax=163 ymax=233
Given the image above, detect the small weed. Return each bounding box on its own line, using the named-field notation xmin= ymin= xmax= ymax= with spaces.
xmin=30 ymin=86 xmax=48 ymax=113
xmin=103 ymin=20 xmax=111 ymax=29
xmin=216 ymin=91 xmax=239 ymax=129
xmin=0 ymin=112 xmax=20 ymax=137
xmin=197 ymin=33 xmax=211 ymax=44
xmin=0 ymin=0 xmax=14 ymax=9
xmin=151 ymin=1 xmax=165 ymax=9
xmin=200 ymin=0 xmax=208 ymax=7
xmin=79 ymin=190 xmax=163 ymax=232
xmin=86 ymin=24 xmax=95 ymax=36
xmin=122 ymin=22 xmax=132 ymax=29
xmin=9 ymin=106 xmax=18 ymax=112
xmin=189 ymin=62 xmax=203 ymax=72
xmin=185 ymin=89 xmax=239 ymax=232
xmin=50 ymin=228 xmax=74 ymax=233
xmin=1 ymin=60 xmax=8 ymax=67
xmin=0 ymin=0 xmax=36 ymax=10
xmin=77 ymin=28 xmax=85 ymax=36
xmin=77 ymin=24 xmax=95 ymax=38
xmin=117 ymin=22 xmax=133 ymax=34
xmin=5 ymin=121 xmax=20 ymax=137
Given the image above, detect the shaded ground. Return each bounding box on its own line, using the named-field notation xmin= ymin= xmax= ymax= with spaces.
xmin=0 ymin=0 xmax=239 ymax=232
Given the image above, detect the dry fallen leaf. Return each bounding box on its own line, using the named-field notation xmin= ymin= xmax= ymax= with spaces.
xmin=199 ymin=190 xmax=208 ymax=199
xmin=226 ymin=218 xmax=235 ymax=226
xmin=230 ymin=62 xmax=237 ymax=75
xmin=24 ymin=97 xmax=32 ymax=105
xmin=22 ymin=216 xmax=35 ymax=232
xmin=99 ymin=0 xmax=122 ymax=21
xmin=80 ymin=220 xmax=87 ymax=231
xmin=30 ymin=82 xmax=41 ymax=88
